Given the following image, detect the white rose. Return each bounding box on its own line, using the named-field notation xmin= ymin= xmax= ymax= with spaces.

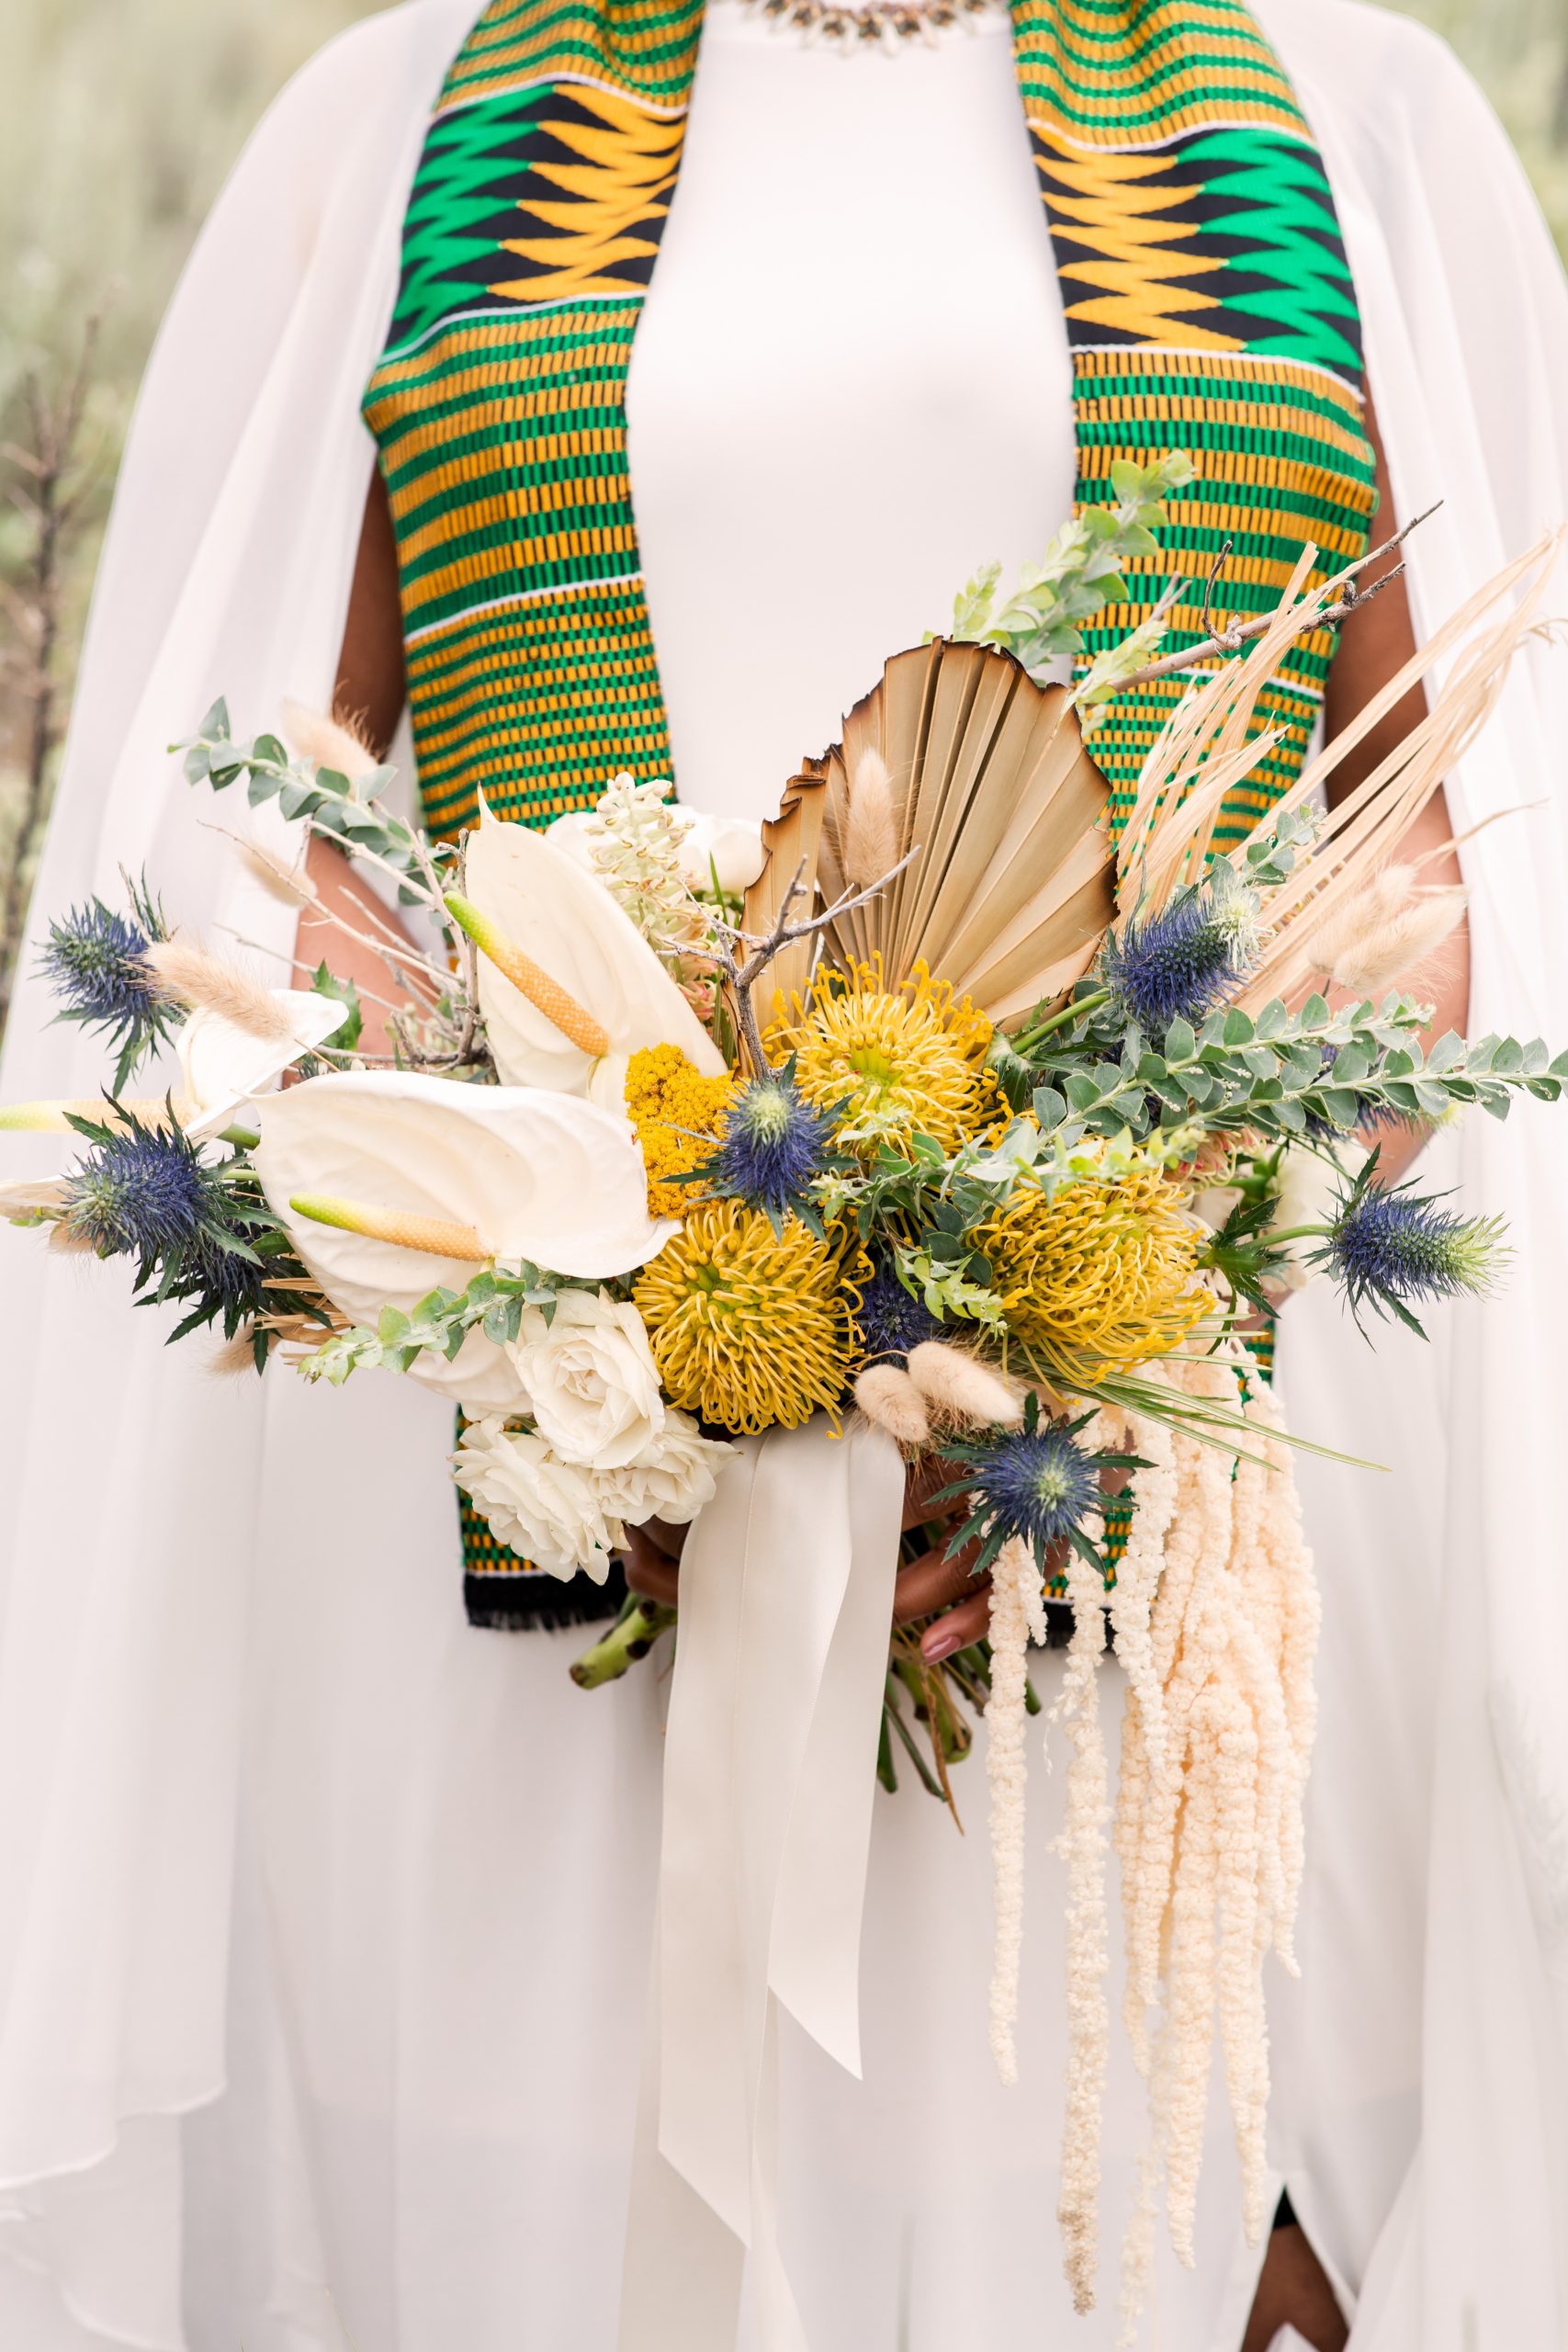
xmin=603 ymin=1411 xmax=734 ymax=1531
xmin=452 ymin=1418 xmax=626 ymax=1582
xmin=671 ymin=811 xmax=767 ymax=897
xmin=507 ymin=1288 xmax=665 ymax=1467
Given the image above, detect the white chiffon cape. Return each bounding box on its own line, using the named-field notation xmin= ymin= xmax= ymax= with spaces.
xmin=2 ymin=1 xmax=1567 ymax=2344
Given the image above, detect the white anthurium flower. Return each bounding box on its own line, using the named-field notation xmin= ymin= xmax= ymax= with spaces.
xmin=457 ymin=808 xmax=725 ymax=1098
xmin=672 ymin=810 xmax=766 ymax=897
xmin=547 ymin=803 xmax=765 ymax=898
xmin=251 ymin=1069 xmax=675 ymax=1414
xmin=178 ymin=988 xmax=348 ymax=1139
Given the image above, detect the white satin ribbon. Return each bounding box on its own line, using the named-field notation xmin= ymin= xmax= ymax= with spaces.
xmin=618 ymin=1419 xmax=905 ymax=2351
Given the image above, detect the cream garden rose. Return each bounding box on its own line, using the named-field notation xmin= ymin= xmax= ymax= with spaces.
xmin=506 ymin=1288 xmax=666 ymax=1468
xmin=603 ymin=1410 xmax=732 ymax=1528
xmin=452 ymin=1420 xmax=626 ymax=1581
xmin=452 ymin=1408 xmax=731 ymax=1580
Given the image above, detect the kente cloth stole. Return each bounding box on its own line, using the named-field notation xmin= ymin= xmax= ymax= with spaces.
xmin=363 ymin=0 xmax=1373 ymax=1630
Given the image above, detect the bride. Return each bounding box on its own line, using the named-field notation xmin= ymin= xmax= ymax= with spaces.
xmin=1 ymin=3 xmax=1566 ymax=2346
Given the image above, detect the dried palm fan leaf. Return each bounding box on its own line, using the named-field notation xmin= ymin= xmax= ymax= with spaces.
xmin=739 ymin=764 xmax=828 ymax=1021
xmin=742 ymin=639 xmax=1116 ymax=1027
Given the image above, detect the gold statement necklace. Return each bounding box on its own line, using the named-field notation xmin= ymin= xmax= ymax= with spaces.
xmin=729 ymin=0 xmax=1002 ymax=51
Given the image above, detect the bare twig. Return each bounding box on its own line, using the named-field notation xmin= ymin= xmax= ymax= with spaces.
xmin=709 ymin=846 xmax=919 ymax=1069
xmin=1199 ymin=537 xmax=1235 ymax=640
xmin=1116 ymin=503 xmax=1442 ymax=692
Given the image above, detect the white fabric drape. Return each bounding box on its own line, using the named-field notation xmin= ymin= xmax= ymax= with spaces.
xmin=0 ymin=1 xmax=1565 ymax=2344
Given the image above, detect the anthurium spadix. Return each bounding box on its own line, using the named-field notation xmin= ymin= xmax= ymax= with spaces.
xmin=451 ymin=810 xmax=725 ymax=1104
xmin=251 ymin=1069 xmax=675 ymax=1413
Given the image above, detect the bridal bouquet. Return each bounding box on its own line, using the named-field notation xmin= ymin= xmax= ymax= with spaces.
xmin=5 ymin=458 xmax=1561 ymax=2312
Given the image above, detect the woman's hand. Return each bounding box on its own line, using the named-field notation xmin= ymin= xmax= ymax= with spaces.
xmin=622 ymin=1456 xmax=993 ymax=1664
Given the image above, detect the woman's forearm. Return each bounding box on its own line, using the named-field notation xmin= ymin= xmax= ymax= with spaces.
xmin=290 ymin=468 xmax=419 ymax=1057
xmin=1321 ymin=385 xmax=1470 ymax=1182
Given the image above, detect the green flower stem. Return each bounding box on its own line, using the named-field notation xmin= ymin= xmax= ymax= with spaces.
xmin=882 ymin=1679 xmax=945 ymax=1799
xmin=1012 ymin=988 xmax=1112 ymax=1055
xmin=569 ymin=1599 xmax=676 ymax=1690
xmin=876 ymin=1709 xmax=897 ymax=1794
xmin=1264 ymin=1223 xmax=1330 ymax=1246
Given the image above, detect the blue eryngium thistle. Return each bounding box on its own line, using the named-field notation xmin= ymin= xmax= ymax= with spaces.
xmin=60 ymin=1105 xmax=276 ymax=1340
xmin=64 ymin=1122 xmax=211 ymax=1261
xmin=706 ymin=1070 xmax=832 ymax=1221
xmin=856 ymin=1264 xmax=942 ymax=1362
xmin=929 ymin=1394 xmax=1129 ymax=1577
xmin=1319 ymin=1159 xmax=1508 ymax=1337
xmin=1100 ymin=874 xmax=1260 ymax=1035
xmin=39 ymin=876 xmax=177 ymax=1091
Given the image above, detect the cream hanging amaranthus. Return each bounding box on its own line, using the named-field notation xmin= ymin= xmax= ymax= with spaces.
xmin=980 ymin=1349 xmax=1319 ymax=2321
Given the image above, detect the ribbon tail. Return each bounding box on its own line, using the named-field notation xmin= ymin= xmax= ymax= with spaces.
xmin=769 ymin=1424 xmax=905 ymax=2075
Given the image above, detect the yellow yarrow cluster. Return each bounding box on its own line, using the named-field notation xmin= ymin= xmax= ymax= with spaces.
xmin=633 ymin=1199 xmax=863 ymax=1435
xmin=624 ymin=1044 xmax=736 ymax=1218
xmin=979 ymin=1169 xmax=1213 ymax=1385
xmin=764 ymin=958 xmax=995 ymax=1159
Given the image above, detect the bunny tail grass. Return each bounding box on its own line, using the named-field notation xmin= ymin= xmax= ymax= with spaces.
xmin=1302 ymin=865 xmax=1468 ymax=999
xmin=855 ymin=1363 xmax=932 ymax=1446
xmin=289 ymin=1194 xmax=491 ymax=1261
xmin=241 ymin=840 xmax=319 ymax=909
xmin=907 ymin=1340 xmax=1024 ymax=1429
xmin=142 ymin=939 xmax=293 ymax=1042
xmin=841 ymin=747 xmax=901 ymax=892
xmin=208 ymin=1325 xmax=263 ymax=1376
xmin=444 ymin=893 xmax=611 ymax=1058
xmin=282 ymin=698 xmax=382 ymax=784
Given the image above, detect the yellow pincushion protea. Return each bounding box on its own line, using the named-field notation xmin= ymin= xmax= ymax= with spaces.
xmin=764 ymin=958 xmax=994 ymax=1159
xmin=979 ymin=1170 xmax=1213 ymax=1385
xmin=624 ymin=1043 xmax=737 ymax=1218
xmin=633 ymin=1199 xmax=862 ymax=1434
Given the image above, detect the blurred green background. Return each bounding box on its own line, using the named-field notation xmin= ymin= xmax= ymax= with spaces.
xmin=0 ymin=0 xmax=1564 ymax=1019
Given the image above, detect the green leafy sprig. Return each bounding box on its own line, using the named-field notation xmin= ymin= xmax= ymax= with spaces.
xmin=945 ymin=452 xmax=1198 ymax=683
xmin=296 ymin=1261 xmax=568 ymax=1385
xmin=176 ymin=699 xmax=447 ymax=911
xmin=1007 ymin=991 xmax=1568 ymax=1149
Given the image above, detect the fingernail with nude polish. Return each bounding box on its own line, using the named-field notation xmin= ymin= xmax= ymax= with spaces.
xmin=922 ymin=1627 xmax=961 ymax=1663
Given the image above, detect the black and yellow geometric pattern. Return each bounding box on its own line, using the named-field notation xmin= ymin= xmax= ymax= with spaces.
xmin=367 ymin=0 xmax=1371 ymax=1623
xmin=363 ymin=3 xmax=703 ymax=854
xmin=1011 ymin=0 xmax=1376 ymax=843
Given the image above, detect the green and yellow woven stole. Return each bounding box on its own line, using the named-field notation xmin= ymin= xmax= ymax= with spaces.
xmin=363 ymin=0 xmax=1374 ymax=1628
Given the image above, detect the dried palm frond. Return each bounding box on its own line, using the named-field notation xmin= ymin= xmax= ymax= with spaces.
xmin=1230 ymin=531 xmax=1561 ymax=1010
xmin=743 ymin=530 xmax=1557 ymax=1037
xmin=739 ymin=764 xmax=829 ymax=1016
xmin=744 ymin=640 xmax=1115 ymax=1024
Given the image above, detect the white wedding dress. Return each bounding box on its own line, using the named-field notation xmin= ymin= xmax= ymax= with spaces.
xmin=3 ymin=6 xmax=1568 ymax=2348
